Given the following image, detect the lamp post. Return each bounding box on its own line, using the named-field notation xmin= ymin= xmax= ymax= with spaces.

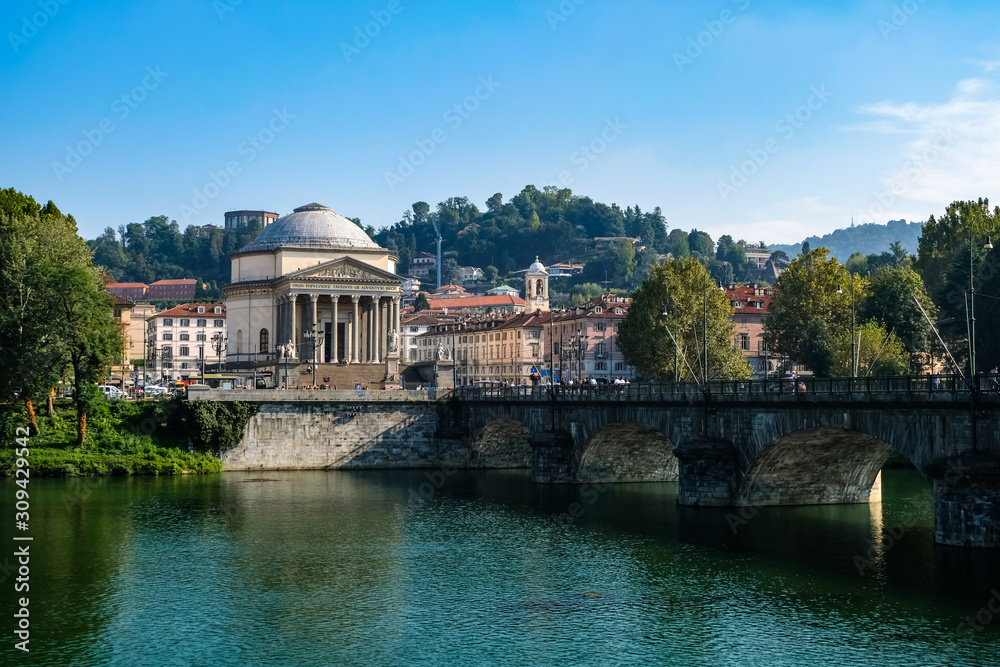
xmin=969 ymin=226 xmax=994 ymax=382
xmin=703 ymin=267 xmax=726 ymax=385
xmin=836 ymin=279 xmax=857 ymax=377
xmin=212 ymin=333 xmax=226 ymax=374
xmin=303 ymin=328 xmax=321 ymax=388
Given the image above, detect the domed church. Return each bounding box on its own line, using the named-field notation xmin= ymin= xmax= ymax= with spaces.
xmin=223 ymin=203 xmax=403 ymax=386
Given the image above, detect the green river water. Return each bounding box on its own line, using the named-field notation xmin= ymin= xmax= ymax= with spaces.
xmin=1 ymin=469 xmax=998 ymax=666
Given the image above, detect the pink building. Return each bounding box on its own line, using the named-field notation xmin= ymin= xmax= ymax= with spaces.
xmin=726 ymin=284 xmax=775 ymax=377
xmin=551 ymin=293 xmax=634 ymax=383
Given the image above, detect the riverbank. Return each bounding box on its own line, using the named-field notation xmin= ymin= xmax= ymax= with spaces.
xmin=0 ymin=399 xmax=227 ymax=477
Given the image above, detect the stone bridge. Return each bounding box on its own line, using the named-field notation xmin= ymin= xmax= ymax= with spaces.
xmin=454 ymin=380 xmax=1000 ymax=548
xmin=187 ymin=379 xmax=1000 ymax=548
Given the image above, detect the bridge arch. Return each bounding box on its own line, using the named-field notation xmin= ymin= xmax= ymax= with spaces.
xmin=576 ymin=422 xmax=678 ymax=483
xmin=735 ymin=428 xmax=913 ymax=506
xmin=471 ymin=418 xmax=532 ymax=468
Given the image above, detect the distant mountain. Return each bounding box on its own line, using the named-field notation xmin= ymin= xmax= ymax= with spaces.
xmin=769 ymin=220 xmax=923 ymax=262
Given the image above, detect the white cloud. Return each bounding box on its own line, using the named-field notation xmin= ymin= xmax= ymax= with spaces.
xmin=849 ymin=78 xmax=1000 ymax=222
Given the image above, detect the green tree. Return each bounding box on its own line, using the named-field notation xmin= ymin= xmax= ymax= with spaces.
xmin=441 ymin=258 xmax=463 ymax=285
xmin=858 ymin=266 xmax=935 ymax=355
xmin=483 ymin=265 xmax=499 ymax=285
xmin=414 ymin=293 xmax=431 ymax=311
xmin=765 ymin=247 xmax=863 ymax=367
xmin=688 ymin=229 xmax=714 ymax=258
xmin=618 ymin=258 xmax=752 ymax=382
xmin=833 ymin=321 xmax=910 ymax=376
xmin=0 ymin=193 xmax=78 ymax=433
xmin=666 ymin=228 xmax=690 ymax=257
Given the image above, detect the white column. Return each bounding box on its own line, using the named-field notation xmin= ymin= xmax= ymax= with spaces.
xmin=374 ymin=296 xmax=383 ymax=364
xmin=331 ymin=295 xmax=339 ymax=364
xmin=351 ymin=296 xmax=360 ymax=363
xmin=309 ymin=293 xmax=319 ymax=363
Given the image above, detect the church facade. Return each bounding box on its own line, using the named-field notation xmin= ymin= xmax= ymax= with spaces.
xmin=223 ymin=203 xmax=403 ymax=380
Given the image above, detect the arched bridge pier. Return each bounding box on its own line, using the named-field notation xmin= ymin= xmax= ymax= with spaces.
xmin=455 ymin=379 xmax=1000 ymax=548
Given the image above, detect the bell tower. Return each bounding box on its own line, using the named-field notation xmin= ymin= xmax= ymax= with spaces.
xmin=524 ymin=257 xmax=549 ymax=312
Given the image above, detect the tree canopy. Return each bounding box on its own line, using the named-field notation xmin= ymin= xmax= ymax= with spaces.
xmin=618 ymin=258 xmax=751 ymax=382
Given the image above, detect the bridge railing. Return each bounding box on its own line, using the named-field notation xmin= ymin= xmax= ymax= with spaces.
xmin=453 ymin=375 xmax=992 ymax=403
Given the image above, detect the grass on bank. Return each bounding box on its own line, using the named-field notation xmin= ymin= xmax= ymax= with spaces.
xmin=0 ymin=398 xmax=224 ymax=477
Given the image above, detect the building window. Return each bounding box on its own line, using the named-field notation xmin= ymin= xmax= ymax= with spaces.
xmin=197 ymin=319 xmax=207 ymax=327
xmin=614 ymin=361 xmax=625 ymax=371
xmin=180 ymin=333 xmax=190 ymax=341
xmin=199 ymin=347 xmax=204 ymax=359
xmin=179 ymin=346 xmax=189 ymax=356
xmin=594 ymin=307 xmax=602 ymax=313
xmin=197 ymin=333 xmax=206 ymax=341
xmin=180 ymin=318 xmax=190 ymax=327
xmin=594 ymin=361 xmax=607 ymax=370
xmin=614 ymin=308 xmax=623 ymax=315
xmin=163 ymin=333 xmax=173 ymax=340
xmin=214 ymin=319 xmax=224 ymax=327
xmin=410 ymin=350 xmax=418 ymax=361
xmin=553 ymin=342 xmax=560 ymax=355
xmin=260 ymin=329 xmax=269 ymax=353
xmin=740 ymin=334 xmax=750 ymax=350
xmin=181 ymin=362 xmax=189 ymax=369
xmin=214 ymin=307 xmax=222 ymax=314
xmin=197 ymin=306 xmax=206 ymax=314
xmin=594 ymin=322 xmax=606 ymax=332
xmin=236 ymin=329 xmax=243 ymax=354
xmin=114 ymin=308 xmax=122 ymax=318
xmin=162 ymin=318 xmax=173 ymax=326
xmin=595 ymin=342 xmax=606 ymax=356
xmin=410 ymin=326 xmax=419 ymax=332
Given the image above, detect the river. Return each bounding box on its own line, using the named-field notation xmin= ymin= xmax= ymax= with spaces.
xmin=2 ymin=469 xmax=999 ymax=666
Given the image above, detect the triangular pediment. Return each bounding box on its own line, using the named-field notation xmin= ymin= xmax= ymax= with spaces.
xmin=287 ymin=257 xmax=402 ymax=284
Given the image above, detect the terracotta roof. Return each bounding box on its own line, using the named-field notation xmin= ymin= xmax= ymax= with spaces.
xmin=154 ymin=302 xmax=226 ymax=318
xmin=426 ymin=295 xmax=524 ymax=310
xmin=107 ymin=282 xmax=148 ymax=288
xmin=150 ymin=279 xmax=197 ymax=285
xmin=725 ymin=285 xmax=774 ymax=314
xmin=402 ymin=311 xmax=461 ymax=326
xmin=110 ymin=293 xmax=135 ymax=307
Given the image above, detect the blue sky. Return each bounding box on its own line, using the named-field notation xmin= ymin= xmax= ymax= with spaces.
xmin=2 ymin=0 xmax=999 ymax=244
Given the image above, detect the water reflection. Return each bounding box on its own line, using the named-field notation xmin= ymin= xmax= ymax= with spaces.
xmin=1 ymin=469 xmax=998 ymax=666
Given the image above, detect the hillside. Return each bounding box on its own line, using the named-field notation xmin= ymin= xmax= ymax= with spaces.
xmin=769 ymin=219 xmax=923 ymax=262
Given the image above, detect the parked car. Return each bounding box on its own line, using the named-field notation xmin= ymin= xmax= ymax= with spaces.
xmin=97 ymin=385 xmax=125 ymax=400
xmin=143 ymin=385 xmax=167 ymax=397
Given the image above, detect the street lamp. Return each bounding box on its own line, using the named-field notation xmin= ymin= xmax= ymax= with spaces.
xmin=836 ymin=280 xmax=857 ymax=377
xmin=969 ymin=227 xmax=994 ymax=382
xmin=303 ymin=328 xmax=322 ymax=388
xmin=212 ymin=333 xmax=227 ymax=374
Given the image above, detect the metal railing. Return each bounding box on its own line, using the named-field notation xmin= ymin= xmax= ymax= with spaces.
xmin=453 ymin=375 xmax=1000 ymax=403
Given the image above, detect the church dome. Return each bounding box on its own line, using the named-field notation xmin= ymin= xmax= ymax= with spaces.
xmin=238 ymin=203 xmax=381 ymax=252
xmin=527 ymin=256 xmax=547 ymax=274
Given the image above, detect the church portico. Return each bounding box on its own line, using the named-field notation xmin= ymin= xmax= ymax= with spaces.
xmin=223 ymin=203 xmax=403 ymax=387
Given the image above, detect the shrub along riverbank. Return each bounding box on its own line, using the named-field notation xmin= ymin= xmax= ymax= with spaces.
xmin=0 ymin=398 xmax=259 ymax=477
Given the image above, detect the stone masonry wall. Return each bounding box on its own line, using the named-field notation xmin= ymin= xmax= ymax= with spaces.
xmin=222 ymin=401 xmax=466 ymax=471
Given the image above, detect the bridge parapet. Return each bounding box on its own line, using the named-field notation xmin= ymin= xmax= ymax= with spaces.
xmin=187 ymin=387 xmax=454 ymax=402
xmin=454 ymin=375 xmax=999 ymax=406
